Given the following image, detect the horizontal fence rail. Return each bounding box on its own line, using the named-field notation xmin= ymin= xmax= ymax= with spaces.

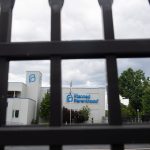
xmin=0 ymin=40 xmax=150 ymax=59
xmin=0 ymin=125 xmax=150 ymax=145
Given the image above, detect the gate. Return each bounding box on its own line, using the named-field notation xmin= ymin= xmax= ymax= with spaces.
xmin=0 ymin=0 xmax=150 ymax=150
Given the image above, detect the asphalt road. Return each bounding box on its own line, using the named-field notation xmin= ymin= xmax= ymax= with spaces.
xmin=5 ymin=144 xmax=150 ymax=150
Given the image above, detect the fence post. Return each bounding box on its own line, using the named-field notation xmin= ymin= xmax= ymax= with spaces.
xmin=0 ymin=0 xmax=15 ymax=150
xmin=98 ymin=0 xmax=123 ymax=150
xmin=49 ymin=0 xmax=64 ymax=150
xmin=0 ymin=0 xmax=15 ymax=126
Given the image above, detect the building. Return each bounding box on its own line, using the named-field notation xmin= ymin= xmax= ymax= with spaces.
xmin=6 ymin=71 xmax=42 ymax=125
xmin=6 ymin=71 xmax=105 ymax=125
xmin=62 ymin=87 xmax=105 ymax=123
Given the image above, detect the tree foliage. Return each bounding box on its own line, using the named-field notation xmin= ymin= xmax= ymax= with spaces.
xmin=121 ymin=103 xmax=131 ymax=118
xmin=79 ymin=105 xmax=90 ymax=121
xmin=39 ymin=93 xmax=50 ymax=120
xmin=40 ymin=93 xmax=90 ymax=123
xmin=119 ymin=68 xmax=147 ymax=114
xmin=142 ymin=86 xmax=150 ymax=115
xmin=63 ymin=106 xmax=90 ymax=123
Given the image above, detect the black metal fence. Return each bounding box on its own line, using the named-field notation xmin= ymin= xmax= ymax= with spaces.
xmin=0 ymin=0 xmax=150 ymax=150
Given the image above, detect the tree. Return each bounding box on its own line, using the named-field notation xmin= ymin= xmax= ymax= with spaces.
xmin=120 ymin=103 xmax=135 ymax=122
xmin=142 ymin=86 xmax=150 ymax=115
xmin=63 ymin=106 xmax=90 ymax=123
xmin=40 ymin=93 xmax=90 ymax=123
xmin=39 ymin=93 xmax=50 ymax=120
xmin=79 ymin=105 xmax=90 ymax=122
xmin=119 ymin=68 xmax=148 ymax=115
xmin=121 ymin=103 xmax=130 ymax=118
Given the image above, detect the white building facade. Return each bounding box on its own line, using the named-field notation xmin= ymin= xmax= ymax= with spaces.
xmin=6 ymin=71 xmax=41 ymax=125
xmin=62 ymin=87 xmax=105 ymax=123
xmin=6 ymin=71 xmax=105 ymax=125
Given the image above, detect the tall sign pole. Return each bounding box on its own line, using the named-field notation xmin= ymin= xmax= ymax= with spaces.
xmin=69 ymin=81 xmax=72 ymax=125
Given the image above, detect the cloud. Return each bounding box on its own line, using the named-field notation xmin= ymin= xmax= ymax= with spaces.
xmin=9 ymin=72 xmax=25 ymax=83
xmin=118 ymin=58 xmax=150 ymax=78
xmin=113 ymin=0 xmax=150 ymax=39
xmin=62 ymin=0 xmax=103 ymax=40
xmin=9 ymin=0 xmax=150 ymax=88
xmin=12 ymin=0 xmax=50 ymax=41
xmin=62 ymin=59 xmax=106 ymax=87
xmin=9 ymin=59 xmax=107 ymax=88
xmin=9 ymin=61 xmax=50 ymax=87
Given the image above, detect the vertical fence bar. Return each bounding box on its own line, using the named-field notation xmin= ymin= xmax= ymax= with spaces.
xmin=0 ymin=59 xmax=9 ymax=126
xmin=49 ymin=0 xmax=64 ymax=127
xmin=0 ymin=0 xmax=15 ymax=126
xmin=98 ymin=0 xmax=122 ymax=125
xmin=98 ymin=0 xmax=123 ymax=150
xmin=0 ymin=0 xmax=15 ymax=150
xmin=49 ymin=0 xmax=64 ymax=150
xmin=50 ymin=57 xmax=62 ymax=126
xmin=0 ymin=0 xmax=15 ymax=42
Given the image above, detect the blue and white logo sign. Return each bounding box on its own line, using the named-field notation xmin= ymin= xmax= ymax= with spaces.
xmin=29 ymin=74 xmax=36 ymax=83
xmin=66 ymin=93 xmax=74 ymax=102
xmin=66 ymin=93 xmax=99 ymax=104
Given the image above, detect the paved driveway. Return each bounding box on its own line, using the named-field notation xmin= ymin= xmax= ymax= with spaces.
xmin=5 ymin=145 xmax=150 ymax=150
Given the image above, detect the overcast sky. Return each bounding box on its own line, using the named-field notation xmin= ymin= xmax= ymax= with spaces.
xmin=8 ymin=0 xmax=150 ymax=88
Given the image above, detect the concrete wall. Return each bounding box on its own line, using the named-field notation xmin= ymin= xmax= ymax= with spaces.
xmin=27 ymin=99 xmax=36 ymax=124
xmin=8 ymin=82 xmax=27 ymax=98
xmin=6 ymin=98 xmax=36 ymax=125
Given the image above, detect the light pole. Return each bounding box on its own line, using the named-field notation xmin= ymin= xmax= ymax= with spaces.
xmin=137 ymin=109 xmax=140 ymax=123
xmin=69 ymin=81 xmax=72 ymax=125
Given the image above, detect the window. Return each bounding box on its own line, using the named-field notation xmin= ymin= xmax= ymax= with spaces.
xmin=12 ymin=110 xmax=19 ymax=118
xmin=15 ymin=110 xmax=19 ymax=118
xmin=7 ymin=91 xmax=14 ymax=98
